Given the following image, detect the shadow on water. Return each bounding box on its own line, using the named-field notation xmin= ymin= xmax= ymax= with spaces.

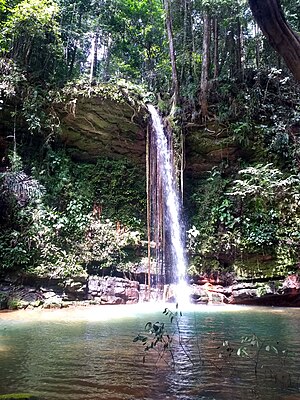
xmin=0 ymin=304 xmax=300 ymax=400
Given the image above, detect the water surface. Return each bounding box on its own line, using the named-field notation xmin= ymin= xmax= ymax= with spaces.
xmin=0 ymin=304 xmax=300 ymax=400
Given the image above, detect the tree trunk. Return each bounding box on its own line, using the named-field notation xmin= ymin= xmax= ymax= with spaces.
xmin=213 ymin=17 xmax=219 ymax=79
xmin=200 ymin=11 xmax=210 ymax=119
xmin=68 ymin=12 xmax=82 ymax=79
xmin=89 ymin=29 xmax=100 ymax=82
xmin=102 ymin=34 xmax=112 ymax=81
xmin=249 ymin=0 xmax=300 ymax=81
xmin=236 ymin=17 xmax=243 ymax=78
xmin=180 ymin=0 xmax=193 ymax=83
xmin=163 ymin=0 xmax=179 ymax=111
xmin=92 ymin=30 xmax=99 ymax=79
xmin=254 ymin=23 xmax=260 ymax=69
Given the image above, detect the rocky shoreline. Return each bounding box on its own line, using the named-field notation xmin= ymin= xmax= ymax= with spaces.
xmin=1 ymin=274 xmax=300 ymax=310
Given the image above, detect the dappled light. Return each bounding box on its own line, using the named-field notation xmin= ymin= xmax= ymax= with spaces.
xmin=0 ymin=0 xmax=300 ymax=399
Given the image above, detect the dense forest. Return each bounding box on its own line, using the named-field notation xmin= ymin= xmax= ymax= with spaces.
xmin=0 ymin=0 xmax=300 ymax=282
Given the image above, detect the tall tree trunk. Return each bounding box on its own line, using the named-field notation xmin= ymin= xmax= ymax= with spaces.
xmin=213 ymin=17 xmax=219 ymax=79
xmin=254 ymin=23 xmax=260 ymax=69
xmin=236 ymin=17 xmax=243 ymax=79
xmin=163 ymin=0 xmax=179 ymax=112
xmin=249 ymin=0 xmax=300 ymax=81
xmin=92 ymin=30 xmax=99 ymax=79
xmin=180 ymin=0 xmax=193 ymax=83
xmin=200 ymin=11 xmax=210 ymax=119
xmin=228 ymin=29 xmax=236 ymax=78
xmin=89 ymin=29 xmax=99 ymax=82
xmin=68 ymin=13 xmax=82 ymax=78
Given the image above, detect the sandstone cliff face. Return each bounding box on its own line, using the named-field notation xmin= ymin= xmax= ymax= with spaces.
xmin=184 ymin=122 xmax=238 ymax=177
xmin=54 ymin=87 xmax=242 ymax=177
xmin=53 ymin=84 xmax=148 ymax=165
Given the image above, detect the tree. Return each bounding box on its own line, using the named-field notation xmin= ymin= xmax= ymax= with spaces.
xmin=248 ymin=0 xmax=300 ymax=81
xmin=1 ymin=0 xmax=65 ymax=83
xmin=199 ymin=10 xmax=210 ymax=119
xmin=163 ymin=0 xmax=179 ymax=111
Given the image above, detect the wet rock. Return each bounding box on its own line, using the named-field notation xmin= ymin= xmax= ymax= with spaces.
xmin=0 ymin=292 xmax=8 ymax=309
xmin=43 ymin=291 xmax=56 ymax=299
xmin=190 ymin=283 xmax=228 ymax=304
xmin=282 ymin=274 xmax=300 ymax=291
xmin=43 ymin=295 xmax=62 ymax=309
xmin=54 ymin=84 xmax=147 ymax=166
xmin=231 ymin=287 xmax=258 ymax=302
xmin=63 ymin=278 xmax=87 ymax=300
xmin=87 ymin=276 xmax=139 ymax=304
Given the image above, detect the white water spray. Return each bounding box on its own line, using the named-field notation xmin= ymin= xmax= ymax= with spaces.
xmin=147 ymin=104 xmax=190 ymax=306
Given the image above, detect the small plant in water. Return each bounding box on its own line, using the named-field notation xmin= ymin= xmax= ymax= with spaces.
xmin=133 ymin=305 xmax=182 ymax=366
xmin=134 ymin=308 xmax=297 ymax=396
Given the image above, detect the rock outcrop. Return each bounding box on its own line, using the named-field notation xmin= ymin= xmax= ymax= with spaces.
xmin=190 ymin=274 xmax=300 ymax=306
xmin=53 ymin=83 xmax=148 ymax=165
xmin=87 ymin=276 xmax=139 ymax=304
xmin=0 ymin=275 xmax=140 ymax=309
xmin=1 ymin=274 xmax=300 ymax=310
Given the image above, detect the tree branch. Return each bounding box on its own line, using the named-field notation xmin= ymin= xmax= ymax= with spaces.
xmin=249 ymin=0 xmax=300 ymax=81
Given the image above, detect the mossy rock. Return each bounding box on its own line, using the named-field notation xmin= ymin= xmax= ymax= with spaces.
xmin=233 ymin=255 xmax=278 ymax=279
xmin=0 ymin=292 xmax=8 ymax=310
xmin=0 ymin=394 xmax=39 ymax=399
xmin=7 ymin=298 xmax=23 ymax=310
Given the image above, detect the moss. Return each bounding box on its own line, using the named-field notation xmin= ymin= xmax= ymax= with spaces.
xmin=233 ymin=256 xmax=277 ymax=279
xmin=0 ymin=394 xmax=39 ymax=399
xmin=7 ymin=298 xmax=23 ymax=310
xmin=187 ymin=130 xmax=234 ymax=156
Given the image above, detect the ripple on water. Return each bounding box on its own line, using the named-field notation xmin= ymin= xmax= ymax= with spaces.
xmin=1 ymin=304 xmax=300 ymax=400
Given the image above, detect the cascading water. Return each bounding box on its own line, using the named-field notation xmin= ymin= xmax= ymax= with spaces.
xmin=147 ymin=104 xmax=189 ymax=305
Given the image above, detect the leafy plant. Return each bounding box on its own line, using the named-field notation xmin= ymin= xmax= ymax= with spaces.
xmin=135 ymin=308 xmax=295 ymax=396
xmin=133 ymin=306 xmax=184 ymax=366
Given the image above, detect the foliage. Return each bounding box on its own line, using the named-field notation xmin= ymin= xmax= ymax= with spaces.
xmin=0 ymin=148 xmax=147 ymax=278
xmin=60 ymin=79 xmax=150 ymax=107
xmin=1 ymin=0 xmax=65 ymax=83
xmin=0 ymin=195 xmax=145 ymax=277
xmin=0 ymin=0 xmax=299 ymax=283
xmin=133 ymin=306 xmax=183 ymax=365
xmin=228 ymin=164 xmax=300 ymax=274
xmin=185 ymin=166 xmax=235 ymax=274
xmin=79 ymin=218 xmax=143 ymax=273
xmin=0 ymin=58 xmax=26 ymax=99
xmin=31 ymin=149 xmax=147 ymax=227
xmin=186 ymin=162 xmax=300 ymax=277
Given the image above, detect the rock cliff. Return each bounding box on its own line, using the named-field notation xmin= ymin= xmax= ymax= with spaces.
xmin=53 ymin=83 xmax=148 ymax=165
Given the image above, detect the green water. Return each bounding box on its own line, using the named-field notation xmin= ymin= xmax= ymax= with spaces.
xmin=0 ymin=304 xmax=300 ymax=400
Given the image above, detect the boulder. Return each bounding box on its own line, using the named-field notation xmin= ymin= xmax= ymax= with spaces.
xmin=87 ymin=276 xmax=139 ymax=304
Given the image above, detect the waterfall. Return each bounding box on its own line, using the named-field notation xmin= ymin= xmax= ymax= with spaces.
xmin=147 ymin=104 xmax=189 ymax=305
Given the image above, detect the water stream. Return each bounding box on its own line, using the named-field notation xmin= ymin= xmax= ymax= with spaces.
xmin=147 ymin=105 xmax=188 ymax=304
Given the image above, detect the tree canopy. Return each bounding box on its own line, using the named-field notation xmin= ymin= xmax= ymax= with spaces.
xmin=0 ymin=0 xmax=300 ymax=279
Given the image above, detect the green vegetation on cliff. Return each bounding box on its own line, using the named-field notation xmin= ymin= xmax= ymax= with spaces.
xmin=0 ymin=0 xmax=299 ymax=280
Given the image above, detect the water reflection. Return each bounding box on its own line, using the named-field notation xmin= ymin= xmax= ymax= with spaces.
xmin=0 ymin=305 xmax=300 ymax=399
